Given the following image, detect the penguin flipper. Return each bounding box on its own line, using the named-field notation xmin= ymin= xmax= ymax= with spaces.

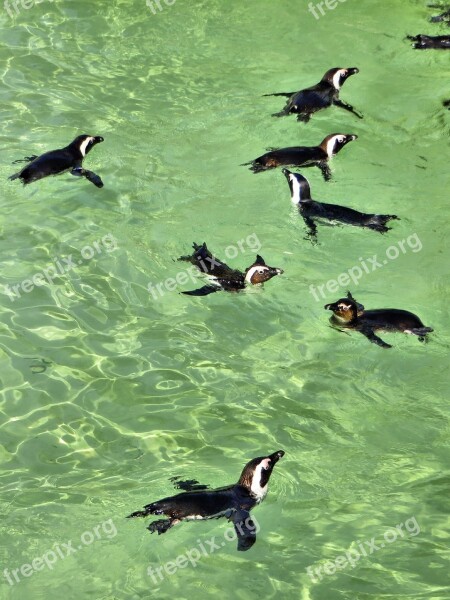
xmin=181 ymin=285 xmax=220 ymax=297
xmin=71 ymin=167 xmax=104 ymax=188
xmin=360 ymin=328 xmax=392 ymax=349
xmin=263 ymin=92 xmax=295 ymax=97
xmin=230 ymin=510 xmax=257 ymax=552
xmin=12 ymin=155 xmax=38 ymax=165
xmin=333 ymin=98 xmax=363 ymax=119
xmin=317 ymin=161 xmax=332 ymax=181
xmin=170 ymin=477 xmax=210 ymax=491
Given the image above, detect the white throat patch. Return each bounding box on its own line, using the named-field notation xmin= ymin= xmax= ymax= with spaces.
xmin=245 ymin=266 xmax=266 ymax=284
xmin=290 ymin=174 xmax=302 ymax=204
xmin=79 ymin=136 xmax=94 ymax=157
xmin=250 ymin=458 xmax=270 ymax=502
xmin=325 ymin=135 xmax=346 ymax=158
xmin=332 ymin=69 xmax=347 ymax=90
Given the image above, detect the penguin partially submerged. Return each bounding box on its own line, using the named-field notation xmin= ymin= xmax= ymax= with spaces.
xmin=9 ymin=134 xmax=104 ymax=187
xmin=178 ymin=242 xmax=283 ymax=296
xmin=264 ymin=67 xmax=363 ymax=122
xmin=324 ymin=291 xmax=433 ymax=349
xmin=127 ymin=450 xmax=285 ymax=551
xmin=407 ymin=34 xmax=450 ymax=49
xmin=282 ymin=169 xmax=398 ymax=243
xmin=242 ymin=133 xmax=357 ymax=181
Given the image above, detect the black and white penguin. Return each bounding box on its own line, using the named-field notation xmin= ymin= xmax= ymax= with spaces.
xmin=178 ymin=242 xmax=283 ymax=296
xmin=324 ymin=291 xmax=433 ymax=349
xmin=242 ymin=133 xmax=357 ymax=181
xmin=282 ymin=169 xmax=398 ymax=242
xmin=264 ymin=67 xmax=363 ymax=122
xmin=9 ymin=134 xmax=104 ymax=187
xmin=407 ymin=34 xmax=450 ymax=49
xmin=127 ymin=450 xmax=285 ymax=551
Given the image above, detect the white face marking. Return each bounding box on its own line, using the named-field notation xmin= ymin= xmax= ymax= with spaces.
xmin=289 ymin=173 xmax=302 ymax=204
xmin=332 ymin=69 xmax=347 ymax=90
xmin=245 ymin=266 xmax=267 ymax=284
xmin=339 ymin=303 xmax=352 ymax=311
xmin=326 ymin=135 xmax=347 ymax=158
xmin=79 ymin=136 xmax=95 ymax=157
xmin=250 ymin=458 xmax=270 ymax=502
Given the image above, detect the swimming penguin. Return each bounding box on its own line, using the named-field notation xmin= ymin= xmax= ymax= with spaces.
xmin=263 ymin=67 xmax=363 ymax=122
xmin=242 ymin=133 xmax=357 ymax=181
xmin=126 ymin=450 xmax=285 ymax=551
xmin=324 ymin=291 xmax=433 ymax=349
xmin=283 ymin=169 xmax=398 ymax=242
xmin=9 ymin=134 xmax=104 ymax=187
xmin=407 ymin=34 xmax=450 ymax=49
xmin=430 ymin=6 xmax=450 ymax=23
xmin=444 ymin=99 xmax=450 ymax=109
xmin=178 ymin=242 xmax=283 ymax=296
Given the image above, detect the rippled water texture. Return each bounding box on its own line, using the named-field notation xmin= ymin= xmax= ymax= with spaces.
xmin=0 ymin=0 xmax=449 ymax=599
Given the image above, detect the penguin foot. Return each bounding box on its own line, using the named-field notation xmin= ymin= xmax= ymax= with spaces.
xmin=147 ymin=519 xmax=174 ymax=535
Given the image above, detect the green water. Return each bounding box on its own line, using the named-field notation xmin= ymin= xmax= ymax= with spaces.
xmin=0 ymin=0 xmax=449 ymax=598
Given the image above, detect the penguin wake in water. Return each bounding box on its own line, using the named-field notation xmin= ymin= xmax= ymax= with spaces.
xmin=9 ymin=134 xmax=104 ymax=187
xmin=242 ymin=133 xmax=357 ymax=181
xmin=282 ymin=169 xmax=398 ymax=243
xmin=127 ymin=450 xmax=285 ymax=551
xmin=324 ymin=291 xmax=433 ymax=349
xmin=407 ymin=34 xmax=450 ymax=49
xmin=263 ymin=67 xmax=363 ymax=123
xmin=177 ymin=242 xmax=283 ymax=296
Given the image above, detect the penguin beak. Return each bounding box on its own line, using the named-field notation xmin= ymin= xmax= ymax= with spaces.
xmin=93 ymin=136 xmax=104 ymax=144
xmin=347 ymin=67 xmax=359 ymax=77
xmin=269 ymin=450 xmax=285 ymax=463
xmin=282 ymin=168 xmax=291 ymax=178
xmin=324 ymin=303 xmax=333 ymax=310
xmin=269 ymin=267 xmax=284 ymax=276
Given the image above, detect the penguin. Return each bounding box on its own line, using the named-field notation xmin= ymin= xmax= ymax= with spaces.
xmin=282 ymin=169 xmax=398 ymax=242
xmin=126 ymin=450 xmax=285 ymax=551
xmin=263 ymin=67 xmax=363 ymax=122
xmin=242 ymin=133 xmax=357 ymax=181
xmin=178 ymin=242 xmax=283 ymax=296
xmin=324 ymin=291 xmax=433 ymax=349
xmin=407 ymin=34 xmax=450 ymax=49
xmin=444 ymin=99 xmax=450 ymax=109
xmin=430 ymin=6 xmax=450 ymax=23
xmin=9 ymin=134 xmax=104 ymax=187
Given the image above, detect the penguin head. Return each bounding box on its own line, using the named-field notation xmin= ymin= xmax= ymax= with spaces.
xmin=70 ymin=135 xmax=104 ymax=157
xmin=323 ymin=67 xmax=359 ymax=90
xmin=282 ymin=168 xmax=311 ymax=203
xmin=324 ymin=292 xmax=362 ymax=323
xmin=244 ymin=255 xmax=283 ymax=285
xmin=321 ymin=133 xmax=358 ymax=159
xmin=238 ymin=450 xmax=285 ymax=502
